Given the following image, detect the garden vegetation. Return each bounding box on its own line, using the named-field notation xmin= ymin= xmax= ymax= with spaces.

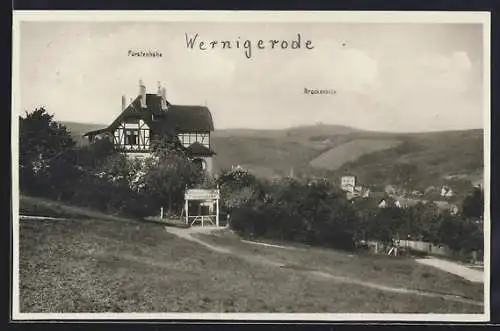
xmin=19 ymin=108 xmax=484 ymax=260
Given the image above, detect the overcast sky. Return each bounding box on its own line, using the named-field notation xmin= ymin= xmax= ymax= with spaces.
xmin=18 ymin=21 xmax=484 ymax=132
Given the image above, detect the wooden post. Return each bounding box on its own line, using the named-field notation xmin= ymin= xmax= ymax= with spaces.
xmin=216 ymin=185 xmax=220 ymax=227
xmin=185 ymin=185 xmax=189 ymax=225
xmin=216 ymin=198 xmax=220 ymax=227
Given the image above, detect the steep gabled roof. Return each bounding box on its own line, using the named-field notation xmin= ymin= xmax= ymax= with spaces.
xmin=83 ymin=128 xmax=109 ymax=136
xmin=164 ymin=105 xmax=214 ymax=132
xmin=84 ymin=94 xmax=214 ymax=137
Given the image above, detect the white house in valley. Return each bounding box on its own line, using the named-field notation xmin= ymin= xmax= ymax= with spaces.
xmin=340 ymin=175 xmax=356 ymax=193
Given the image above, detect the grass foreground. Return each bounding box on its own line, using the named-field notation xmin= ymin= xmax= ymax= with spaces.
xmin=18 ymin=198 xmax=484 ymax=314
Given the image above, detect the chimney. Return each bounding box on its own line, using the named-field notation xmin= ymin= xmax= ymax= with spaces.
xmin=157 ymin=81 xmax=162 ymax=96
xmin=161 ymin=87 xmax=168 ymax=111
xmin=139 ymin=80 xmax=147 ymax=108
xmin=121 ymin=95 xmax=127 ymax=110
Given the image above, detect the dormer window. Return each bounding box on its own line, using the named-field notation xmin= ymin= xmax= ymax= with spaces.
xmin=114 ymin=119 xmax=150 ymax=151
xmin=125 ymin=129 xmax=139 ymax=145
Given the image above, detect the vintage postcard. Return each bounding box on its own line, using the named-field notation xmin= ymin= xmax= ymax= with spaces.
xmin=11 ymin=11 xmax=491 ymax=322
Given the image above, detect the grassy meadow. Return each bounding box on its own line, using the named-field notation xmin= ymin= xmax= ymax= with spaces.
xmin=18 ymin=197 xmax=483 ymax=314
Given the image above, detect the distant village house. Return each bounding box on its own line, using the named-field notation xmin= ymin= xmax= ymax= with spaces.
xmin=340 ymin=175 xmax=371 ymax=200
xmin=340 ymin=175 xmax=356 ymax=193
xmin=434 ymin=200 xmax=459 ymax=215
xmin=440 ymin=186 xmax=454 ymax=198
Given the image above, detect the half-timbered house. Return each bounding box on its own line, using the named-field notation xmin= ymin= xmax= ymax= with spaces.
xmin=83 ymin=80 xmax=216 ymax=173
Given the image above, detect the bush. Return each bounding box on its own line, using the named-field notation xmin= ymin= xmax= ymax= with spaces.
xmin=19 ymin=108 xmax=207 ymax=220
xmin=462 ymin=186 xmax=484 ymax=219
xmin=68 ymin=171 xmax=149 ymax=218
xmin=223 ymin=173 xmax=484 ymax=256
xmin=223 ymin=176 xmax=358 ymax=251
xmin=230 ymin=207 xmax=271 ymax=238
xmin=19 ymin=109 xmax=483 ymax=256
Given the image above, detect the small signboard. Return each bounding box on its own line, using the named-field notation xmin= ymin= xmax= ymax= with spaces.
xmin=185 ymin=189 xmax=220 ymax=200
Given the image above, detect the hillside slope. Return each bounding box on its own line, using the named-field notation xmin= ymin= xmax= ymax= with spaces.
xmin=212 ymin=127 xmax=483 ymax=192
xmin=19 ymin=197 xmax=483 ymax=313
xmin=63 ymin=121 xmax=106 ymax=146
xmin=333 ymin=130 xmax=484 ymax=191
xmin=309 ymin=138 xmax=402 ymax=171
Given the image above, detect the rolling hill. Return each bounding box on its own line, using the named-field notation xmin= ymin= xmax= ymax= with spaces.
xmin=309 ymin=138 xmax=403 ymax=171
xmin=61 ymin=121 xmax=484 ymax=192
xmin=334 ymin=130 xmax=484 ymax=191
xmin=61 ymin=121 xmax=106 ymax=146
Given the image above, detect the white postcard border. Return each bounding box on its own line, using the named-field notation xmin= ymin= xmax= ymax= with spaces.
xmin=11 ymin=10 xmax=492 ymax=322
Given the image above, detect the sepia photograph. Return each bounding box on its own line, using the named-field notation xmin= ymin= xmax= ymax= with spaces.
xmin=11 ymin=11 xmax=490 ymax=321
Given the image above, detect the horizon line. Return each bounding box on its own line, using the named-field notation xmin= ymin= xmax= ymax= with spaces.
xmin=59 ymin=119 xmax=483 ymax=135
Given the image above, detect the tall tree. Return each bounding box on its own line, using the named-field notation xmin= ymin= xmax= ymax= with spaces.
xmin=75 ymin=137 xmax=116 ymax=169
xmin=462 ymin=186 xmax=484 ymax=219
xmin=393 ymin=163 xmax=418 ymax=190
xmin=19 ymin=107 xmax=77 ymax=198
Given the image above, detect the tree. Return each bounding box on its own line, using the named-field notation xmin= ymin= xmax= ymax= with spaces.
xmin=142 ymin=136 xmax=205 ymax=214
xmin=149 ymin=134 xmax=188 ymax=160
xmin=366 ymin=206 xmax=402 ymax=245
xmin=311 ymin=189 xmax=358 ymax=249
xmin=254 ymin=178 xmax=357 ymax=249
xmin=435 ymin=212 xmax=465 ymax=253
xmin=75 ymin=137 xmax=116 ymax=169
xmin=433 ymin=210 xmax=483 ymax=258
xmin=266 ymin=178 xmax=309 ymax=241
xmin=354 ymin=199 xmax=379 ymax=241
xmin=393 ymin=163 xmax=418 ymax=190
xmin=19 ymin=107 xmax=77 ymax=198
xmin=462 ymin=187 xmax=484 ymax=219
xmin=217 ymin=167 xmax=263 ymax=212
xmin=461 ymin=219 xmax=483 ymax=254
xmin=399 ymin=202 xmax=439 ymax=241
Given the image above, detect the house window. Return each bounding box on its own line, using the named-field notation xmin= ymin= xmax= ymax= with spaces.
xmin=178 ymin=132 xmax=210 ymax=148
xmin=125 ymin=129 xmax=139 ymax=145
xmin=193 ymin=158 xmax=207 ymax=171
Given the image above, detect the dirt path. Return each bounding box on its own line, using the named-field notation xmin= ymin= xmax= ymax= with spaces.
xmin=240 ymin=240 xmax=303 ymax=251
xmin=164 ymin=226 xmax=483 ymax=307
xmin=416 ymin=257 xmax=484 ymax=283
xmin=19 ymin=215 xmax=71 ymax=221
xmin=166 ymin=226 xmax=232 ymax=254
